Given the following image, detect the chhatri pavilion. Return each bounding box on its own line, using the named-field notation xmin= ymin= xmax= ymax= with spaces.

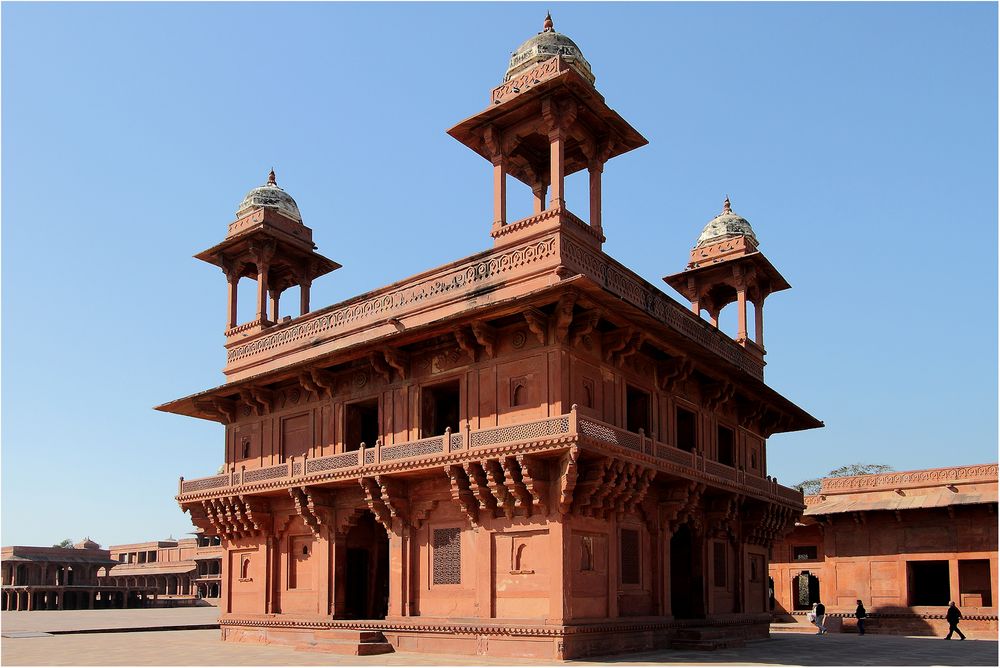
xmin=159 ymin=15 xmax=821 ymax=659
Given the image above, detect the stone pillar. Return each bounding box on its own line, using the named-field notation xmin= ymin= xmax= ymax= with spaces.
xmin=532 ymin=182 xmax=547 ymax=215
xmin=754 ymin=300 xmax=764 ymax=347
xmin=256 ymin=262 xmax=270 ymax=323
xmin=492 ymin=159 xmax=507 ymax=231
xmin=709 ymin=309 xmax=719 ymax=328
xmin=548 ymin=126 xmax=565 ymax=210
xmin=331 ymin=533 xmax=346 ymax=617
xmin=57 ymin=590 xmax=65 ymax=610
xmin=269 ymin=288 xmax=281 ymax=323
xmin=736 ymin=286 xmax=748 ymax=341
xmin=588 ymin=160 xmax=603 ymax=235
xmin=226 ymin=275 xmax=239 ymax=329
xmin=300 ymin=278 xmax=312 ymax=316
xmin=386 ymin=521 xmax=408 ymax=618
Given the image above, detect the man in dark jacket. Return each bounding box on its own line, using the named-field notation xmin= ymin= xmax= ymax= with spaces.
xmin=855 ymin=600 xmax=867 ymax=635
xmin=945 ymin=601 xmax=966 ymax=640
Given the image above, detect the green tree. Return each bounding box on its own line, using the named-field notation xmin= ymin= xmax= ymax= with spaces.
xmin=794 ymin=463 xmax=893 ymax=495
xmin=52 ymin=538 xmax=74 ymax=548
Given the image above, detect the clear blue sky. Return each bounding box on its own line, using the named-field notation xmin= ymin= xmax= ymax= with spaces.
xmin=2 ymin=2 xmax=996 ymax=547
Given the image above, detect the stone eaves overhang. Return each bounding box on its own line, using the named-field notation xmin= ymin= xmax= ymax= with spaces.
xmin=158 ymin=225 xmax=821 ymax=436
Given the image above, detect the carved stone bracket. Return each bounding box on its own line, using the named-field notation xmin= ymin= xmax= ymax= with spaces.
xmin=738 ymin=399 xmax=769 ymax=430
xmin=569 ymin=309 xmax=602 ymax=347
xmin=658 ymin=356 xmax=695 ymax=393
xmin=516 ymin=454 xmax=550 ymax=516
xmin=376 ymin=475 xmax=410 ymax=528
xmin=553 ymin=291 xmax=578 ymax=344
xmin=471 ymin=321 xmax=497 ymax=359
xmin=557 ymin=446 xmax=579 ymax=515
xmin=463 ymin=462 xmax=499 ymax=517
xmin=411 ymin=499 xmax=439 ymax=529
xmin=289 ymin=486 xmax=335 ymax=539
xmin=571 ymin=456 xmax=610 ymax=515
xmin=707 ymin=493 xmax=743 ymax=543
xmin=454 ymin=327 xmax=479 ymax=362
xmin=743 ymin=500 xmax=798 ymax=547
xmin=200 ymin=495 xmax=272 ymax=541
xmin=445 ymin=464 xmax=479 ymax=525
xmin=522 ymin=308 xmax=548 ymax=345
xmin=193 ymin=397 xmax=238 ymax=424
xmin=602 ymin=327 xmax=636 ymax=365
xmin=382 ymin=348 xmax=409 ymax=381
xmin=299 ymin=367 xmax=336 ymax=401
xmin=239 ymin=386 xmax=274 ymax=416
xmin=369 ymin=352 xmax=394 ymax=385
xmin=360 ymin=477 xmax=393 ymax=531
xmin=702 ymin=380 xmax=736 ymax=413
xmin=662 ymin=481 xmax=705 ymax=535
xmin=484 ymin=460 xmax=515 ymax=519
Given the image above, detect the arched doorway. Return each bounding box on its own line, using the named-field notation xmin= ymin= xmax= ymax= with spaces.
xmin=343 ymin=510 xmax=389 ymax=619
xmin=792 ymin=571 xmax=820 ymax=610
xmin=670 ymin=523 xmax=705 ymax=619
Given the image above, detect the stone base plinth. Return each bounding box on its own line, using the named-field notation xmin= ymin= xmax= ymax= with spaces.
xmin=220 ymin=614 xmax=771 ymax=660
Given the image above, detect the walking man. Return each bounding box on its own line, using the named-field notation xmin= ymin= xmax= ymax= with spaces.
xmin=945 ymin=601 xmax=966 ymax=640
xmin=815 ymin=600 xmax=827 ymax=634
xmin=855 ymin=599 xmax=867 ymax=636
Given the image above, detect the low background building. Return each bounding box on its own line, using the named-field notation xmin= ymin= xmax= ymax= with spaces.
xmin=102 ymin=532 xmax=222 ymax=605
xmin=1 ymin=538 xmax=152 ymax=610
xmin=769 ymin=463 xmax=997 ymax=637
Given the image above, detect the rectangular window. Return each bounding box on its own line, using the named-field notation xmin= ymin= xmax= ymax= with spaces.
xmin=794 ymin=546 xmax=818 ymax=561
xmin=907 ymin=560 xmax=950 ymax=606
xmin=676 ymin=407 xmax=697 ymax=452
xmin=717 ymin=425 xmax=735 ymax=467
xmin=959 ymin=559 xmax=993 ymax=607
xmin=421 ymin=380 xmax=460 ymax=438
xmin=626 ymin=386 xmax=651 ymax=434
xmin=620 ymin=529 xmax=640 ymax=585
xmin=432 ymin=528 xmax=462 ymax=585
xmin=345 ymin=398 xmax=379 ymax=452
xmin=713 ymin=542 xmax=727 ymax=587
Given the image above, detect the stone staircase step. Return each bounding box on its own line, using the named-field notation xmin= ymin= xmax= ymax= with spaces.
xmin=295 ymin=628 xmax=394 ymax=655
xmin=295 ymin=639 xmax=394 ymax=655
xmin=314 ymin=629 xmax=385 ymax=643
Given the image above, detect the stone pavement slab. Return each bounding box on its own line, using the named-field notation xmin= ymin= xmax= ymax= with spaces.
xmin=0 ymin=607 xmax=219 ymax=633
xmin=1 ymin=630 xmax=997 ymax=666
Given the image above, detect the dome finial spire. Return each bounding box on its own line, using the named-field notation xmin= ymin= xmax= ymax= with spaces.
xmin=543 ymin=11 xmax=554 ymax=32
xmin=267 ymin=168 xmax=276 ymax=186
xmin=723 ymin=195 xmax=731 ymax=214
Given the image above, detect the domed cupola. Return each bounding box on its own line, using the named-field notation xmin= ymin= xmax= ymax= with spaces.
xmin=504 ymin=13 xmax=595 ymax=85
xmin=696 ymin=197 xmax=758 ymax=249
xmin=236 ymin=169 xmax=303 ymax=223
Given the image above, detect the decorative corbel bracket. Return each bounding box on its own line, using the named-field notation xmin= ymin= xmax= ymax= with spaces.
xmin=522 ymin=308 xmax=548 ymax=345
xmin=553 ymin=291 xmax=578 ymax=344
xmin=470 ymin=321 xmax=497 ymax=359
xmin=658 ymin=356 xmax=695 ymax=393
xmin=569 ymin=309 xmax=602 ymax=347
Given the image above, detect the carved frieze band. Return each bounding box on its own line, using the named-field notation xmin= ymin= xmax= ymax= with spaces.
xmin=228 ymin=236 xmax=558 ymax=364
xmin=821 ymin=464 xmax=998 ymax=492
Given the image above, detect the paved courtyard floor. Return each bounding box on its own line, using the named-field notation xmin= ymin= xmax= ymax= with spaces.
xmin=0 ymin=609 xmax=996 ymax=666
xmin=0 ymin=629 xmax=995 ymax=666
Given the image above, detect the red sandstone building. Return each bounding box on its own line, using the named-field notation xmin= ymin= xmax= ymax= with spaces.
xmin=1 ymin=539 xmax=153 ymax=611
xmin=160 ymin=17 xmax=822 ymax=658
xmin=101 ymin=533 xmax=223 ymax=603
xmin=769 ymin=464 xmax=998 ymax=638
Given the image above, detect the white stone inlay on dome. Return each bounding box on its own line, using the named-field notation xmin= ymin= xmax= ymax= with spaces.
xmin=236 ymin=170 xmax=302 ymax=223
xmin=695 ymin=197 xmax=758 ymax=248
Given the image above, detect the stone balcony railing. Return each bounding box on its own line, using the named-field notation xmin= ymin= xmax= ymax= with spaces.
xmin=177 ymin=410 xmax=803 ymax=507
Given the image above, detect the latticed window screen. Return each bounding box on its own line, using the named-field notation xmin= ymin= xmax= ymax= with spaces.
xmin=714 ymin=542 xmax=728 ymax=587
xmin=620 ymin=529 xmax=640 ymax=585
xmin=432 ymin=528 xmax=462 ymax=585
